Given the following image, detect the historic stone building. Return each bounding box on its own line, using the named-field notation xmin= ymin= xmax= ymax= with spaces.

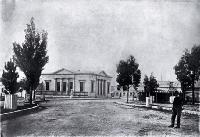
xmin=40 ymin=68 xmax=112 ymax=97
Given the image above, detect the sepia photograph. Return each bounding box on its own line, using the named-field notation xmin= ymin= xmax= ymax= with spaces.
xmin=0 ymin=0 xmax=200 ymax=136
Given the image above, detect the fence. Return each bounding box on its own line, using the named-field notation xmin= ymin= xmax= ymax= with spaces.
xmin=35 ymin=90 xmax=55 ymax=95
xmin=73 ymin=91 xmax=88 ymax=97
xmin=35 ymin=90 xmax=89 ymax=97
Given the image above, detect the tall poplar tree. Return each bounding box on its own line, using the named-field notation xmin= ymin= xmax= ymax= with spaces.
xmin=13 ymin=18 xmax=49 ymax=104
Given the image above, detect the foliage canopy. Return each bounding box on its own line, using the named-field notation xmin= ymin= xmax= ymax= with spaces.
xmin=1 ymin=59 xmax=19 ymax=94
xmin=143 ymin=73 xmax=159 ymax=97
xmin=116 ymin=55 xmax=141 ymax=102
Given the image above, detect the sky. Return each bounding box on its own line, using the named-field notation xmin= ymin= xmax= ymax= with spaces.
xmin=0 ymin=0 xmax=200 ymax=84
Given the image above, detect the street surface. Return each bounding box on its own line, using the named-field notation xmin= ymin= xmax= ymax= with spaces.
xmin=1 ymin=99 xmax=199 ymax=136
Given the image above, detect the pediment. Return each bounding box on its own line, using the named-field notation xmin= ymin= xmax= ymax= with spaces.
xmin=99 ymin=71 xmax=108 ymax=77
xmin=53 ymin=68 xmax=74 ymax=74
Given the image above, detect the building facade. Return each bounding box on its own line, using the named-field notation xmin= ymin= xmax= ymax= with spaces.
xmin=40 ymin=68 xmax=112 ymax=97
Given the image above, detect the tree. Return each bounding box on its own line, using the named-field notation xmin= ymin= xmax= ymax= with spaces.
xmin=143 ymin=75 xmax=149 ymax=97
xmin=1 ymin=59 xmax=19 ymax=94
xmin=174 ymin=51 xmax=192 ymax=102
xmin=19 ymin=78 xmax=30 ymax=91
xmin=149 ymin=74 xmax=159 ymax=96
xmin=188 ymin=45 xmax=200 ymax=105
xmin=143 ymin=73 xmax=159 ymax=97
xmin=116 ymin=55 xmax=141 ymax=103
xmin=13 ymin=18 xmax=49 ymax=105
xmin=174 ymin=45 xmax=200 ymax=105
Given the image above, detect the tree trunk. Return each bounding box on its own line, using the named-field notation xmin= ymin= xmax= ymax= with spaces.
xmin=191 ymin=71 xmax=195 ymax=105
xmin=33 ymin=90 xmax=36 ymax=101
xmin=132 ymin=92 xmax=134 ymax=101
xmin=182 ymin=88 xmax=185 ymax=104
xmin=127 ymin=87 xmax=129 ymax=103
xmin=29 ymin=88 xmax=32 ymax=105
xmin=181 ymin=83 xmax=185 ymax=104
xmin=156 ymin=92 xmax=157 ymax=103
xmin=127 ymin=90 xmax=129 ymax=103
xmin=192 ymin=79 xmax=195 ymax=105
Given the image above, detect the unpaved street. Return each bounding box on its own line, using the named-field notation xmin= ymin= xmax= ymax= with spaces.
xmin=1 ymin=99 xmax=199 ymax=136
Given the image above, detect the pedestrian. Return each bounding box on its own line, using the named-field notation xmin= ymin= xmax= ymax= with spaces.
xmin=168 ymin=91 xmax=184 ymax=128
xmin=43 ymin=94 xmax=47 ymax=103
xmin=70 ymin=90 xmax=73 ymax=99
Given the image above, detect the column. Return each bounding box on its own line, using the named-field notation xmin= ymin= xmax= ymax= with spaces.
xmin=102 ymin=80 xmax=103 ymax=96
xmin=60 ymin=78 xmax=63 ymax=95
xmin=100 ymin=79 xmax=103 ymax=96
xmin=67 ymin=78 xmax=70 ymax=95
xmin=66 ymin=79 xmax=69 ymax=95
xmin=99 ymin=79 xmax=101 ymax=95
xmin=73 ymin=75 xmax=75 ymax=93
xmin=104 ymin=80 xmax=106 ymax=96
xmin=102 ymin=80 xmax=104 ymax=96
xmin=54 ymin=78 xmax=57 ymax=95
xmin=104 ymin=80 xmax=107 ymax=96
xmin=97 ymin=79 xmax=99 ymax=96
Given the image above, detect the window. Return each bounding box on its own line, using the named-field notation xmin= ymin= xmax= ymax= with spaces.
xmin=57 ymin=82 xmax=60 ymax=91
xmin=91 ymin=81 xmax=94 ymax=93
xmin=100 ymin=80 xmax=102 ymax=95
xmin=107 ymin=82 xmax=110 ymax=94
xmin=69 ymin=82 xmax=73 ymax=90
xmin=45 ymin=81 xmax=49 ymax=91
xmin=80 ymin=81 xmax=85 ymax=92
xmin=116 ymin=92 xmax=119 ymax=96
xmin=63 ymin=82 xmax=66 ymax=91
xmin=130 ymin=93 xmax=132 ymax=96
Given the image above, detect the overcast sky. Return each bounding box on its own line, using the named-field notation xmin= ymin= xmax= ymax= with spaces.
xmin=0 ymin=0 xmax=200 ymax=84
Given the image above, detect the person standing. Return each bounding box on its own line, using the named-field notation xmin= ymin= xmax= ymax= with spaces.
xmin=168 ymin=91 xmax=184 ymax=128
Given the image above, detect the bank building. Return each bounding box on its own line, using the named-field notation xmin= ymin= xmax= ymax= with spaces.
xmin=40 ymin=68 xmax=112 ymax=98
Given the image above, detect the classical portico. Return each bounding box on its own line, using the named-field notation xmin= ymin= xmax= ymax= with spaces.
xmin=53 ymin=77 xmax=75 ymax=95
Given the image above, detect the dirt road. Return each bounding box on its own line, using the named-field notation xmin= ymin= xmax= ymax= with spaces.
xmin=1 ymin=99 xmax=199 ymax=136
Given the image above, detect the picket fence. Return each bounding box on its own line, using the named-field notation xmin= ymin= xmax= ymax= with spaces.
xmin=4 ymin=94 xmax=17 ymax=110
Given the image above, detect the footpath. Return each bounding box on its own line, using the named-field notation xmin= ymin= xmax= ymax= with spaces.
xmin=0 ymin=104 xmax=40 ymax=121
xmin=114 ymin=100 xmax=200 ymax=116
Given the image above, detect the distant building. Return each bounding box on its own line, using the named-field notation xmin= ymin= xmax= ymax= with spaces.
xmin=40 ymin=68 xmax=112 ymax=98
xmin=110 ymin=85 xmax=121 ymax=98
xmin=111 ymin=84 xmax=144 ymax=100
xmin=137 ymin=81 xmax=181 ymax=103
xmin=157 ymin=81 xmax=181 ymax=93
xmin=155 ymin=81 xmax=181 ymax=103
xmin=185 ymin=79 xmax=200 ymax=102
